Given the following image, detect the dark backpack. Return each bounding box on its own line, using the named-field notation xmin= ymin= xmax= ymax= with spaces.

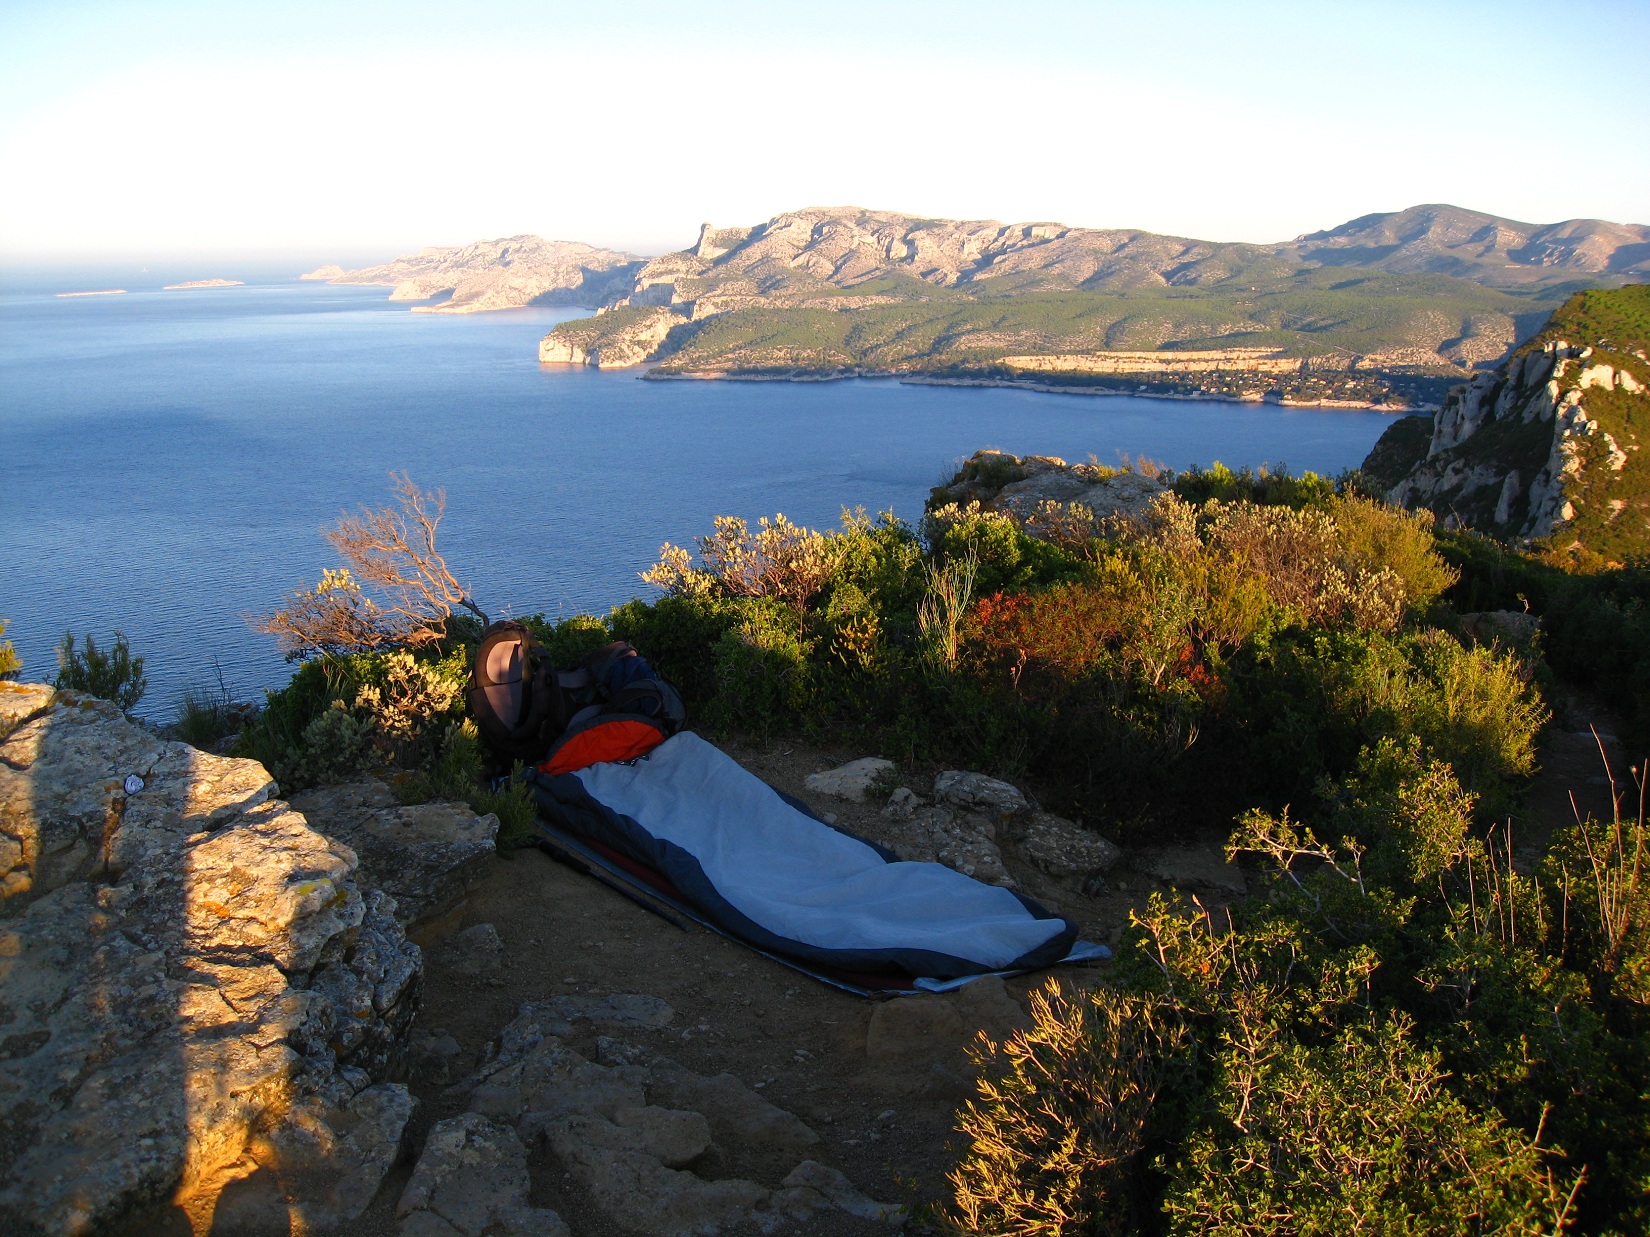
xmin=467 ymin=623 xmax=685 ymax=772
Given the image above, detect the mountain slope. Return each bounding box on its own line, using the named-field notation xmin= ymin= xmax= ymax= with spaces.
xmin=301 ymin=236 xmax=643 ymax=313
xmin=1295 ymin=204 xmax=1650 ymax=286
xmin=1363 ymin=284 xmax=1650 ymax=565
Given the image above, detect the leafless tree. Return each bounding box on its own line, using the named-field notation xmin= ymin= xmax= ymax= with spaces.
xmin=252 ymin=473 xmax=482 ymax=657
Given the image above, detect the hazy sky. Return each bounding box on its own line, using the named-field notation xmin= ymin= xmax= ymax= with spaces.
xmin=3 ymin=0 xmax=1646 ymax=263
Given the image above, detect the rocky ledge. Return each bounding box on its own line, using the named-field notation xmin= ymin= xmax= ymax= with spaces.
xmin=0 ymin=683 xmax=426 ymax=1234
xmin=928 ymin=450 xmax=1170 ymax=529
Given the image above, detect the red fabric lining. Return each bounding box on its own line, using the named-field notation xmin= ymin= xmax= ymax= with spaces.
xmin=540 ymin=719 xmax=667 ymax=776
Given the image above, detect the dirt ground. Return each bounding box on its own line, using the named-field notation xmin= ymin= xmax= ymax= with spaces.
xmin=335 ymin=699 xmax=1639 ymax=1236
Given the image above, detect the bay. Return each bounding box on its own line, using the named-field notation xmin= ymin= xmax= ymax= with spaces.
xmin=1 ymin=279 xmax=1404 ymax=717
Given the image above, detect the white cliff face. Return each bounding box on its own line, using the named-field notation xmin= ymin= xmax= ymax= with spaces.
xmin=1380 ymin=331 xmax=1647 ymax=551
xmin=538 ymin=307 xmax=683 ymax=369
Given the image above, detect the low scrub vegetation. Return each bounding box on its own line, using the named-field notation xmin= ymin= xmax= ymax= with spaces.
xmin=52 ymin=630 xmax=146 ymax=711
xmin=229 ymin=464 xmax=1649 ymax=1229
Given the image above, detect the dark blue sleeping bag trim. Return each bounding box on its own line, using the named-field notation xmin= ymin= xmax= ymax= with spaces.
xmin=529 ymin=768 xmax=1080 ymax=980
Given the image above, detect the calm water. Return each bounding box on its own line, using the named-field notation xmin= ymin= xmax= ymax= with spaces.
xmin=1 ymin=279 xmax=1402 ymax=717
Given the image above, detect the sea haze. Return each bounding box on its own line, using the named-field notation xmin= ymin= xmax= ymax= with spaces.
xmin=1 ymin=279 xmax=1405 ymax=717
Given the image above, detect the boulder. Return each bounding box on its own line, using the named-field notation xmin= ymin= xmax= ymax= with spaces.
xmin=1017 ymin=811 xmax=1123 ymax=879
xmin=803 ymin=757 xmax=895 ymax=802
xmin=448 ymin=1001 xmax=846 ymax=1234
xmin=0 ymin=688 xmax=423 ymax=1235
xmin=933 ymin=770 xmax=1029 ymax=817
xmin=873 ymin=804 xmax=1014 ymax=886
xmin=289 ymin=780 xmax=498 ymax=925
xmin=781 ymin=1160 xmax=906 ymax=1225
xmin=396 ymin=1113 xmax=567 ymax=1237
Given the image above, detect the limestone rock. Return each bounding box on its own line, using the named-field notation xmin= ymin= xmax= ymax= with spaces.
xmin=933 ymin=770 xmax=1029 ymax=817
xmin=289 ymin=780 xmax=497 ymax=925
xmin=612 ymin=1104 xmax=713 ymax=1169
xmin=1017 ymin=811 xmax=1123 ymax=878
xmin=804 ymin=757 xmax=895 ymax=802
xmin=450 ymin=1001 xmax=834 ymax=1235
xmin=396 ymin=1113 xmax=567 ymax=1237
xmin=882 ymin=786 xmax=925 ymax=820
xmin=0 ymin=687 xmax=422 ymax=1235
xmin=1370 ymin=319 xmax=1648 ymax=556
xmin=212 ymin=1083 xmax=416 ymax=1232
xmin=781 ymin=1160 xmax=906 ymax=1225
xmin=873 ymin=804 xmax=1014 ymax=886
xmin=543 ymin=1112 xmax=768 ymax=1236
xmin=994 ymin=469 xmax=1169 ymax=526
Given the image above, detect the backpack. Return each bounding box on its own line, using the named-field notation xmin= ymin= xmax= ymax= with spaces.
xmin=467 ymin=622 xmax=685 ymax=773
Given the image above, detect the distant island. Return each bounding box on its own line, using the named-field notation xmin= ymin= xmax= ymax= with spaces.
xmin=55 ymin=289 xmax=126 ymax=298
xmin=162 ymin=279 xmax=243 ymax=290
xmin=306 ymin=203 xmax=1650 ymax=408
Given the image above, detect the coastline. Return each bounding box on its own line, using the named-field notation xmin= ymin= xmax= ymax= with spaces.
xmin=642 ymin=368 xmax=1438 ymax=412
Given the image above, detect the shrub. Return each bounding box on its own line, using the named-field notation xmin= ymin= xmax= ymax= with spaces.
xmin=1164 ymin=1015 xmax=1574 ymax=1236
xmin=942 ymin=983 xmax=1193 ymax=1237
xmin=53 ymin=631 xmax=146 ymax=710
xmin=0 ymin=619 xmax=18 ymax=680
xmin=175 ymin=680 xmax=233 ymax=749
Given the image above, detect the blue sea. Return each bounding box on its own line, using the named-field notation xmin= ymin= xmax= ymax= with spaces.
xmin=0 ymin=277 xmax=1404 ymax=718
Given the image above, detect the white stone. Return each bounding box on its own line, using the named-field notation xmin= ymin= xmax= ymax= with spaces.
xmin=804 ymin=757 xmax=895 ymax=802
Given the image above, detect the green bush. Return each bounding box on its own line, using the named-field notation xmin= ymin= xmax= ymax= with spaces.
xmin=53 ymin=631 xmax=146 ymax=710
xmin=0 ymin=619 xmax=19 ymax=680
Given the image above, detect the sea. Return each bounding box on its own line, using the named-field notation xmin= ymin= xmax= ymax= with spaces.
xmin=0 ymin=276 xmax=1407 ymax=719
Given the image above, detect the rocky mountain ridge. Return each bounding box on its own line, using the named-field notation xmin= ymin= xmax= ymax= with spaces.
xmin=1362 ymin=284 xmax=1650 ymax=564
xmin=537 ymin=204 xmax=1647 ymax=382
xmin=302 ymin=236 xmax=642 ymax=315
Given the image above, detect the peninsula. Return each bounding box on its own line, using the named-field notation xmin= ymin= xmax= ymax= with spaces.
xmin=54 ymin=289 xmax=126 ymax=297
xmin=162 ymin=278 xmax=243 ymax=289
xmin=531 ymin=203 xmax=1649 ymax=406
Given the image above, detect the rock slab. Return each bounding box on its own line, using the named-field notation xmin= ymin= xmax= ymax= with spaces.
xmin=0 ymin=686 xmax=422 ymax=1234
xmin=289 ymin=779 xmax=498 ymax=925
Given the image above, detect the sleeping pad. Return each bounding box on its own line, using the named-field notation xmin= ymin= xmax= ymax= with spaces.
xmin=528 ymin=731 xmax=1101 ymax=985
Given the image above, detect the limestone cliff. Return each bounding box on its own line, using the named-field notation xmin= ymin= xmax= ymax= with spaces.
xmin=538 ymin=305 xmax=687 ymax=369
xmin=302 ymin=236 xmax=643 ymax=313
xmin=1364 ymin=285 xmax=1650 ymax=564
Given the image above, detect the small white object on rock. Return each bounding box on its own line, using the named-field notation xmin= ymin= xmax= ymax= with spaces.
xmin=933 ymin=770 xmax=1028 ymax=817
xmin=804 ymin=757 xmax=895 ymax=802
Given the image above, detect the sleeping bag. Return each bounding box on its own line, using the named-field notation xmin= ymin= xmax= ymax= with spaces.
xmin=528 ymin=731 xmax=1089 ymax=983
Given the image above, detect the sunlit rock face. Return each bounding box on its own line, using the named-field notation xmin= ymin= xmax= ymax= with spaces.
xmin=0 ymin=685 xmax=421 ymax=1235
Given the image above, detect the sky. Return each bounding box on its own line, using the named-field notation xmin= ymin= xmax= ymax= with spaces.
xmin=2 ymin=0 xmax=1647 ymax=265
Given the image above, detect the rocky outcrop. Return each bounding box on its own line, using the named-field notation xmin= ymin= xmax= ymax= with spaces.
xmin=303 ymin=237 xmax=643 ymax=314
xmin=538 ymin=306 xmax=686 ymax=368
xmin=432 ymin=1000 xmax=902 ymax=1235
xmin=930 ymin=450 xmax=1170 ymax=529
xmin=289 ymin=780 xmax=497 ymax=925
xmin=1367 ymin=286 xmax=1649 ymax=560
xmin=0 ymin=684 xmax=422 ymax=1234
xmin=861 ymin=765 xmax=1121 ymax=892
